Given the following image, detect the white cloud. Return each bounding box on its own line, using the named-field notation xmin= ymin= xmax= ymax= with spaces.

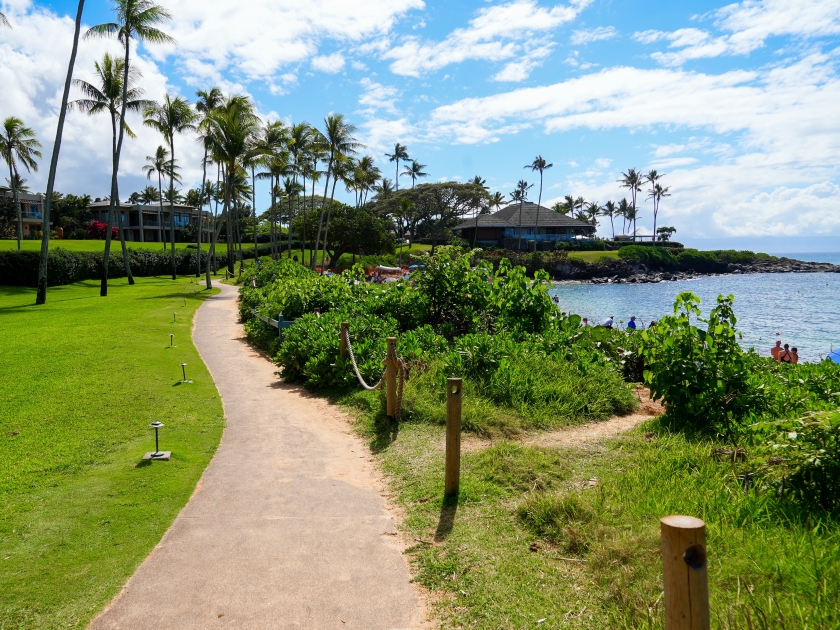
xmin=635 ymin=0 xmax=840 ymax=65
xmin=357 ymin=78 xmax=400 ymax=114
xmin=383 ymin=0 xmax=590 ymax=77
xmin=311 ymin=52 xmax=345 ymax=73
xmin=0 ymin=0 xmax=203 ymax=197
xmin=570 ymin=26 xmax=617 ymax=45
xmin=492 ymin=45 xmax=554 ymax=82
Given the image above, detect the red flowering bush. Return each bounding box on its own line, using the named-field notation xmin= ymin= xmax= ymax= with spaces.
xmin=86 ymin=220 xmax=119 ymax=240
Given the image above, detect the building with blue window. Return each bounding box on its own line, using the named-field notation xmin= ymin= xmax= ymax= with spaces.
xmin=88 ymin=200 xmax=213 ymax=242
xmin=1 ymin=186 xmax=47 ymax=237
xmin=453 ymin=202 xmax=596 ymax=251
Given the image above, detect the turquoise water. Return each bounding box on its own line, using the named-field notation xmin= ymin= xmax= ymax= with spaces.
xmin=549 ymin=272 xmax=840 ymax=363
xmin=778 ymin=252 xmax=840 ymax=265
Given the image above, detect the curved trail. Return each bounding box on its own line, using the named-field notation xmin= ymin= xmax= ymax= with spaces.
xmin=90 ymin=283 xmax=424 ymax=630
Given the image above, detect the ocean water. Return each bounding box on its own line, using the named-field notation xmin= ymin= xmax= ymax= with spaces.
xmin=777 ymin=252 xmax=840 ymax=265
xmin=549 ymin=272 xmax=840 ymax=363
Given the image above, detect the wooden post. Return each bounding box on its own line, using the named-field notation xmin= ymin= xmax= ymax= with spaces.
xmin=445 ymin=378 xmax=462 ymax=496
xmin=386 ymin=337 xmax=397 ymax=417
xmin=340 ymin=322 xmax=349 ymax=359
xmin=661 ymin=515 xmax=710 ymax=630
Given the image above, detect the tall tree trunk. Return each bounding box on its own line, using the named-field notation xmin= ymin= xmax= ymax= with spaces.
xmin=205 ymin=204 xmax=227 ymax=289
xmin=534 ymin=174 xmax=543 ymax=253
xmin=269 ymin=176 xmax=277 ymax=260
xmin=157 ymin=172 xmax=164 ymax=248
xmin=251 ymin=166 xmax=258 ymax=262
xmin=320 ymin=177 xmax=339 ymax=271
xmin=11 ymin=164 xmax=20 ymax=250
xmin=169 ymin=132 xmax=176 ymax=279
xmin=116 ymin=186 xmax=134 ymax=284
xmin=102 ymin=23 xmax=134 ymax=296
xmin=287 ymin=192 xmax=294 ymax=257
xmin=517 ymin=199 xmax=524 ymax=252
xmin=197 ymin=146 xmax=208 ymax=276
xmin=312 ymin=157 xmax=332 ymax=270
xmin=224 ymin=167 xmax=234 ymax=275
xmin=306 ymin=176 xmax=316 ymax=265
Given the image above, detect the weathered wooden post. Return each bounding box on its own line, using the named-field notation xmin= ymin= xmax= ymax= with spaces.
xmin=661 ymin=515 xmax=710 ymax=630
xmin=340 ymin=322 xmax=349 ymax=359
xmin=445 ymin=378 xmax=462 ymax=496
xmin=386 ymin=337 xmax=397 ymax=417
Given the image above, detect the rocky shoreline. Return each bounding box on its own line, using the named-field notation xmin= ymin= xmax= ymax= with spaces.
xmin=553 ymin=257 xmax=840 ymax=284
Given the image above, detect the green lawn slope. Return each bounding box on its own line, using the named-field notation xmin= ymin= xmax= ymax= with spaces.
xmin=0 ymin=277 xmax=224 ymax=629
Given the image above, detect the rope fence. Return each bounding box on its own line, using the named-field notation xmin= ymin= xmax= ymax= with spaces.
xmin=341 ymin=324 xmax=407 ymax=418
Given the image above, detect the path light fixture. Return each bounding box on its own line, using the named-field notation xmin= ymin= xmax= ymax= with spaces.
xmin=142 ymin=421 xmax=170 ymax=461
xmin=180 ymin=363 xmax=193 ymax=384
xmin=169 ymin=334 xmax=174 ymax=348
xmin=173 ymin=312 xmax=177 ymax=323
xmin=183 ymin=297 xmax=187 ymax=307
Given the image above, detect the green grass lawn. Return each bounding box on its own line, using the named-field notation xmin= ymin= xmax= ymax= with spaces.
xmin=0 ymin=277 xmax=224 ymax=629
xmin=567 ymin=250 xmax=619 ymax=263
xmin=343 ymin=402 xmax=839 ymax=629
xmin=0 ymin=239 xmax=228 ymax=254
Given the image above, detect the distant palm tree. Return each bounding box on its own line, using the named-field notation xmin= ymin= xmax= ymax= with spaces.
xmin=401 ymin=160 xmax=427 ymax=188
xmin=554 ymin=195 xmax=574 ymax=215
xmin=386 ymin=143 xmax=409 ymax=191
xmin=142 ymin=145 xmax=177 ymax=247
xmin=139 ymin=184 xmax=159 ymax=204
xmin=585 ymin=201 xmax=601 ymax=228
xmin=646 ymin=170 xmax=669 ymax=245
xmin=602 ymin=200 xmax=617 ymax=239
xmin=37 ymin=0 xmax=86 ymax=304
xmin=489 ymin=191 xmax=506 ymax=211
xmin=322 ymin=155 xmax=354 ymax=267
xmin=617 ymin=198 xmax=631 ymax=234
xmin=0 ymin=11 xmax=10 ymax=28
xmin=255 ymin=120 xmax=291 ymax=259
xmin=513 ymin=179 xmax=533 ymax=252
xmin=470 ymin=175 xmax=488 ymax=191
xmin=374 ymin=177 xmax=394 ymax=199
xmin=525 ymin=155 xmax=553 ymax=252
xmin=618 ymin=168 xmax=643 ymax=242
xmin=0 ymin=117 xmax=42 ymax=250
xmin=194 ymin=87 xmax=223 ymax=274
xmin=144 ymin=94 xmax=197 ymax=279
xmin=313 ymin=113 xmax=361 ymax=270
xmin=71 ymin=52 xmax=151 ymax=273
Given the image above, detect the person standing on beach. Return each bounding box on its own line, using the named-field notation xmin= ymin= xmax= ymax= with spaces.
xmin=627 ymin=316 xmax=637 ymax=330
xmin=778 ymin=343 xmax=793 ymax=363
xmin=771 ymin=340 xmax=782 ymax=360
xmin=601 ymin=316 xmax=614 ymax=329
xmin=790 ymin=347 xmax=799 ymax=364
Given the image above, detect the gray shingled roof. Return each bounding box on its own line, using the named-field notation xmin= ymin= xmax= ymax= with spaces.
xmin=454 ymin=202 xmax=594 ymax=231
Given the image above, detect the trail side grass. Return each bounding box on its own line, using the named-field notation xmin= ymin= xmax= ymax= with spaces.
xmin=0 ymin=239 xmax=228 ymax=254
xmin=0 ymin=277 xmax=224 ymax=629
xmin=342 ymin=395 xmax=839 ymax=629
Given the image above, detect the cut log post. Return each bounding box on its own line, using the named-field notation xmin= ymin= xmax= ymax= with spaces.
xmin=340 ymin=322 xmax=349 ymax=359
xmin=661 ymin=515 xmax=710 ymax=630
xmin=386 ymin=337 xmax=397 ymax=417
xmin=445 ymin=378 xmax=462 ymax=497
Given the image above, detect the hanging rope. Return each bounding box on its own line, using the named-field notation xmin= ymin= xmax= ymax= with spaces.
xmin=343 ymin=326 xmax=385 ymax=391
xmin=343 ymin=327 xmax=408 ymax=418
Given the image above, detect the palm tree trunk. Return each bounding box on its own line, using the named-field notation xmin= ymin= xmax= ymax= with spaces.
xmin=320 ymin=177 xmax=339 ymax=270
xmin=251 ymin=166 xmax=258 ymax=262
xmin=306 ymin=176 xmax=316 ymax=265
xmin=115 ymin=183 xmax=134 ymax=284
xmin=11 ymin=163 xmax=20 ymax=250
xmin=517 ymin=199 xmax=524 ymax=252
xmin=157 ymin=172 xmax=164 ymax=248
xmin=652 ymin=199 xmax=658 ymax=246
xmin=312 ymin=157 xmax=332 ymax=270
xmin=287 ymin=192 xmax=293 ymax=257
xmin=534 ymin=173 xmax=543 ymax=253
xmin=197 ymin=146 xmax=208 ymax=276
xmin=205 ymin=204 xmax=227 ymax=289
xmin=169 ymin=132 xmax=176 ymax=280
xmin=270 ymin=176 xmax=277 ymax=260
xmin=224 ymin=167 xmax=234 ymax=274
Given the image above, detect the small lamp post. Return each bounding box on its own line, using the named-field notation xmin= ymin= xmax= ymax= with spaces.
xmin=143 ymin=421 xmax=171 ymax=460
xmin=173 ymin=312 xmax=177 ymax=323
xmin=169 ymin=333 xmax=174 ymax=348
xmin=183 ymin=297 xmax=187 ymax=306
xmin=180 ymin=362 xmax=193 ymax=384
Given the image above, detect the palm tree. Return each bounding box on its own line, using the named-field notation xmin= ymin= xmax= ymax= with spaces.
xmin=144 ymin=94 xmax=197 ymax=278
xmin=648 ymin=183 xmax=671 ymax=243
xmin=0 ymin=12 xmax=10 ymax=28
xmin=489 ymin=191 xmax=506 ymax=211
xmin=602 ymin=200 xmax=617 ymax=239
xmin=71 ymin=53 xmax=151 ymax=271
xmin=139 ymin=184 xmax=159 ymax=204
xmin=202 ymin=95 xmax=261 ymax=282
xmin=470 ymin=175 xmax=489 ymax=190
xmin=618 ymin=168 xmax=643 ymax=242
xmin=302 ymin=151 xmax=324 ymax=263
xmin=624 ymin=203 xmax=640 ymax=236
xmin=585 ymin=201 xmax=602 ymax=228
xmin=255 ymin=121 xmax=291 ymax=259
xmin=525 ymin=155 xmax=553 ymax=252
xmin=321 ymin=154 xmax=353 ymax=268
xmin=87 ymin=0 xmax=173 ymax=295
xmin=0 ymin=117 xmax=42 ymax=251
xmin=354 ymin=156 xmax=380 ymax=207
xmin=288 ymin=122 xmax=313 ymax=257
xmin=313 ymin=113 xmax=361 ymax=270
xmin=374 ymin=177 xmax=394 ymax=199
xmin=645 ymin=170 xmax=669 ymax=245
xmin=142 ymin=146 xmax=177 ymax=247
xmin=512 ymin=179 xmax=533 ymax=252
xmin=386 ymin=143 xmax=409 ymax=192
xmin=193 ymin=87 xmax=223 ymax=275
xmin=36 ymin=0 xmax=85 ymax=305
xmin=617 ymin=198 xmax=630 ymax=234
xmin=401 ymin=160 xmax=427 ymax=188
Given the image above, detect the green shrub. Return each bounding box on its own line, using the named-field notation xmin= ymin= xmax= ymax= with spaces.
xmin=675 ymin=248 xmax=723 ymax=271
xmin=617 ymin=245 xmax=676 ymax=267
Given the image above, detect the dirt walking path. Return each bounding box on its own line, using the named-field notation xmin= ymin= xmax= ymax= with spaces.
xmin=89 ymin=283 xmax=424 ymax=630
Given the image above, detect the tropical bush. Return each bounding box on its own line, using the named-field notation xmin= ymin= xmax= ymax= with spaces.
xmin=675 ymin=248 xmax=723 ymax=271
xmin=617 ymin=244 xmax=676 ymax=267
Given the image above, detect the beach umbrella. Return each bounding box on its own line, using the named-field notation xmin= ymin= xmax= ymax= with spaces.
xmin=828 ymin=349 xmax=840 ymax=364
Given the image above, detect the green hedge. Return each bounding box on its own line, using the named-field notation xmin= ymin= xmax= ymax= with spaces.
xmin=0 ymin=243 xmax=281 ymax=288
xmin=676 ymin=249 xmax=725 ymax=271
xmin=617 ymin=245 xmax=676 ymax=267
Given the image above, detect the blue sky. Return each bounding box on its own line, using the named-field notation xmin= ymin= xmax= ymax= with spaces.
xmin=2 ymin=0 xmax=840 ymax=250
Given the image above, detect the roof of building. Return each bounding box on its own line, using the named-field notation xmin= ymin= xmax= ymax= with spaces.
xmin=0 ymin=186 xmax=42 ymax=201
xmin=454 ymin=202 xmax=595 ymax=231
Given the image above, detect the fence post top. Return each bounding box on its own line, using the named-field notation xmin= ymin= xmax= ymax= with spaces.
xmin=661 ymin=515 xmax=705 ymax=530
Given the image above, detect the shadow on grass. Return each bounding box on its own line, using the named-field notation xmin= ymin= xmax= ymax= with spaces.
xmin=369 ymin=415 xmax=400 ymax=453
xmin=434 ymin=493 xmax=459 ymax=542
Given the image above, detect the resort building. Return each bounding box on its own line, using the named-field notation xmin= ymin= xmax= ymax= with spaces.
xmin=1 ymin=186 xmax=48 ymax=237
xmin=453 ymin=202 xmax=596 ymax=250
xmin=88 ymin=200 xmax=213 ymax=243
